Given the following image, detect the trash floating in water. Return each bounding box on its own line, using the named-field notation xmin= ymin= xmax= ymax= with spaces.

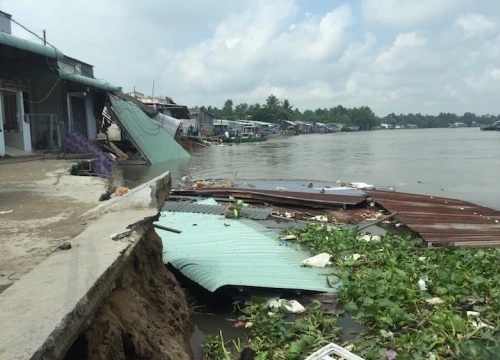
xmin=418 ymin=278 xmax=427 ymax=291
xmin=425 ymin=297 xmax=445 ymax=305
xmin=301 ymin=253 xmax=331 ymax=268
xmin=0 ymin=210 xmax=14 ymax=215
xmin=268 ymin=299 xmax=306 ymax=314
xmin=357 ymin=235 xmax=381 ymax=242
xmin=350 ymin=182 xmax=375 ymax=189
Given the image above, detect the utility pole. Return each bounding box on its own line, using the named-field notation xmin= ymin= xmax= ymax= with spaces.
xmin=43 ymin=30 xmax=46 ymax=45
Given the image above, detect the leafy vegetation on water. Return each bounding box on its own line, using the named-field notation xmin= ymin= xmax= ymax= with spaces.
xmin=203 ymin=223 xmax=500 ymax=359
xmin=282 ymin=223 xmax=500 ymax=359
xmin=203 ymin=297 xmax=341 ymax=360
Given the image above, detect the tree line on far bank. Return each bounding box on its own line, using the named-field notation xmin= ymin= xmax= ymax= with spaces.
xmin=200 ymin=95 xmax=499 ymax=129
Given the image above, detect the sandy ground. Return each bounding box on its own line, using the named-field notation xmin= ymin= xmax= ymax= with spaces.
xmin=0 ymin=159 xmax=109 ymax=289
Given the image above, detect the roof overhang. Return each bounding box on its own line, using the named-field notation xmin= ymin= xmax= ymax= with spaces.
xmin=0 ymin=32 xmax=64 ymax=60
xmin=60 ymin=72 xmax=120 ymax=92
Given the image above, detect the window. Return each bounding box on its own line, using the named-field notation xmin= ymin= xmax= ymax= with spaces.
xmin=3 ymin=91 xmax=19 ymax=132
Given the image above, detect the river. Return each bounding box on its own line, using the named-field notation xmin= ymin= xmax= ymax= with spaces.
xmin=121 ymin=127 xmax=500 ymax=210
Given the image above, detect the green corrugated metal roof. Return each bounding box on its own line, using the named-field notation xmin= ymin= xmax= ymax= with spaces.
xmin=0 ymin=32 xmax=64 ymax=60
xmin=155 ymin=212 xmax=340 ymax=293
xmin=109 ymin=99 xmax=190 ymax=164
xmin=60 ymin=72 xmax=120 ymax=92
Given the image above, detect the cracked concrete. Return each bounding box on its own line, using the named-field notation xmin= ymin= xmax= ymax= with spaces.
xmin=0 ymin=160 xmax=109 ymax=289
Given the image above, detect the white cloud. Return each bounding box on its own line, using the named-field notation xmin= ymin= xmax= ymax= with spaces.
xmin=2 ymin=0 xmax=500 ymax=116
xmin=361 ymin=0 xmax=463 ymax=27
xmin=375 ymin=32 xmax=427 ymax=72
xmin=456 ymin=13 xmax=497 ymax=38
xmin=489 ymin=68 xmax=500 ymax=81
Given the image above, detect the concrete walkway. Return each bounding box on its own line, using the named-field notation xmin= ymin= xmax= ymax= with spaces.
xmin=0 ymin=166 xmax=171 ymax=360
xmin=0 ymin=209 xmax=156 ymax=360
xmin=0 ymin=160 xmax=109 ymax=289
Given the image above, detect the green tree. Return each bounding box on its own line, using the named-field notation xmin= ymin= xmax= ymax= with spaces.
xmin=281 ymin=99 xmax=294 ymax=120
xmin=265 ymin=94 xmax=281 ymax=122
xmin=222 ymin=99 xmax=234 ymax=118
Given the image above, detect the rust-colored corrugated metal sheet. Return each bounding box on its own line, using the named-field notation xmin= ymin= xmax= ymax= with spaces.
xmin=171 ymin=187 xmax=367 ymax=208
xmin=365 ymin=190 xmax=500 ymax=247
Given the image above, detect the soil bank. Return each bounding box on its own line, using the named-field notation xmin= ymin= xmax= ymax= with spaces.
xmin=65 ymin=227 xmax=193 ymax=360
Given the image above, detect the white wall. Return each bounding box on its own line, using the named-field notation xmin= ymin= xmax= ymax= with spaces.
xmin=17 ymin=91 xmax=31 ymax=152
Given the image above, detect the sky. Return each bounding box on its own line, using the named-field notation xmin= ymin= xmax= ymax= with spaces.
xmin=2 ymin=0 xmax=500 ymax=116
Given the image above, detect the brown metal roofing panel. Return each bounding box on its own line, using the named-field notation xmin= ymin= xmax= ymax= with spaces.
xmin=173 ymin=188 xmax=367 ymax=207
xmin=365 ymin=190 xmax=500 ymax=247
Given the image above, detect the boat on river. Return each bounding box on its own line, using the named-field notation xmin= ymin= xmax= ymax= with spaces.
xmin=341 ymin=125 xmax=360 ymax=132
xmin=480 ymin=120 xmax=500 ymax=131
xmin=223 ymin=132 xmax=268 ymax=143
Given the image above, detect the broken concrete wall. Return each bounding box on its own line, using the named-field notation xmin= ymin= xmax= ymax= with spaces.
xmin=66 ymin=228 xmax=193 ymax=360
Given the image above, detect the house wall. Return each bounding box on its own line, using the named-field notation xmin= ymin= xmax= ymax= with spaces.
xmin=85 ymin=93 xmax=96 ymax=141
xmin=0 ymin=92 xmax=4 ymax=156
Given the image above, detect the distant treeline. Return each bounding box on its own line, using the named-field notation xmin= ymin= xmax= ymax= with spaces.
xmin=200 ymin=95 xmax=499 ymax=129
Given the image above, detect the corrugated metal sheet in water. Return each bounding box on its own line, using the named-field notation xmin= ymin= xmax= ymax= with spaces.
xmin=109 ymin=99 xmax=190 ymax=164
xmin=162 ymin=201 xmax=271 ymax=220
xmin=155 ymin=212 xmax=340 ymax=293
xmin=365 ymin=190 xmax=500 ymax=247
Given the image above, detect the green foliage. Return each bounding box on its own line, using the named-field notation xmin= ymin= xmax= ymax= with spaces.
xmin=281 ymin=224 xmax=500 ymax=359
xmin=203 ymin=297 xmax=341 ymax=360
xmin=202 ymin=96 xmax=499 ymax=128
xmin=228 ymin=196 xmax=249 ymax=218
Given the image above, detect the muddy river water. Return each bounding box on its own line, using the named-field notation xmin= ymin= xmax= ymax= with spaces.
xmin=121 ymin=127 xmax=500 ymax=210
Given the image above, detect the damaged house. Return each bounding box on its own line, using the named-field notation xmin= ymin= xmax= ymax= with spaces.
xmin=1 ymin=10 xmax=189 ymax=167
xmin=0 ymin=10 xmax=118 ymax=157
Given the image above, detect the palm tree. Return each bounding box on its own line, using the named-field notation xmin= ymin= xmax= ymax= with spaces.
xmin=265 ymin=94 xmax=280 ymax=122
xmin=281 ymin=98 xmax=294 ymax=120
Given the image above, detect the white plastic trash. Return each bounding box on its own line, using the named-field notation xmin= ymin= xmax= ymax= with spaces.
xmin=350 ymin=182 xmax=374 ymax=189
xmin=305 ymin=343 xmax=365 ymax=360
xmin=302 ymin=253 xmax=331 ymax=268
xmin=268 ymin=299 xmax=306 ymax=314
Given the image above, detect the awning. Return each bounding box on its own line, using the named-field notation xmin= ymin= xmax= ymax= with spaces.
xmin=108 ymin=99 xmax=190 ymax=164
xmin=60 ymin=73 xmax=120 ymax=92
xmin=0 ymin=32 xmax=64 ymax=61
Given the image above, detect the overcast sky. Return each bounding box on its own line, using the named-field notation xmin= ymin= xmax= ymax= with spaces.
xmin=2 ymin=0 xmax=500 ymax=116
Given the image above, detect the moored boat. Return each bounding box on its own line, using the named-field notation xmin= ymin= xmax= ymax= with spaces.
xmin=480 ymin=120 xmax=500 ymax=131
xmin=341 ymin=125 xmax=360 ymax=132
xmin=223 ymin=132 xmax=268 ymax=143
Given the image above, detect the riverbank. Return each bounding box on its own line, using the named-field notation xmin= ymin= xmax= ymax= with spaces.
xmin=0 ymin=161 xmax=193 ymax=360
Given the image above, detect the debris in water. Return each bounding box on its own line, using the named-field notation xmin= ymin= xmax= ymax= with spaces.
xmin=59 ymin=242 xmax=72 ymax=250
xmin=301 ymin=253 xmax=331 ymax=268
xmin=268 ymin=299 xmax=306 ymax=314
xmin=418 ymin=278 xmax=427 ymax=291
xmin=0 ymin=210 xmax=14 ymax=215
xmin=425 ymin=297 xmax=445 ymax=305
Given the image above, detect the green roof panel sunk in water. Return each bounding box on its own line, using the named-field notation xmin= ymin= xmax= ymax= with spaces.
xmin=109 ymin=99 xmax=190 ymax=164
xmin=155 ymin=211 xmax=341 ymax=293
